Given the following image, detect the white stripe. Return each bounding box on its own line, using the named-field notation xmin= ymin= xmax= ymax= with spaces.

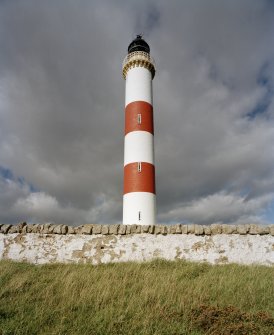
xmin=125 ymin=67 xmax=152 ymax=106
xmin=124 ymin=131 xmax=154 ymax=165
xmin=123 ymin=192 xmax=156 ymax=225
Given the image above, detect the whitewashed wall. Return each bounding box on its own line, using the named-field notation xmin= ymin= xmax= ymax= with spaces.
xmin=0 ymin=227 xmax=273 ymax=266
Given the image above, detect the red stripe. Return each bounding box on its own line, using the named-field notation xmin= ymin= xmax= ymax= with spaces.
xmin=125 ymin=101 xmax=154 ymax=135
xmin=124 ymin=162 xmax=155 ymax=194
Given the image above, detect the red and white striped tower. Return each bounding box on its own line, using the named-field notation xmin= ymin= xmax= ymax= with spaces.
xmin=122 ymin=35 xmax=156 ymax=225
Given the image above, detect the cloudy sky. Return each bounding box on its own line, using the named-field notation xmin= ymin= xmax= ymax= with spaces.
xmin=0 ymin=0 xmax=274 ymax=225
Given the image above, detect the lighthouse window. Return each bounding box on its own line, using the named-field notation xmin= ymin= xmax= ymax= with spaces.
xmin=137 ymin=162 xmax=142 ymax=172
xmin=138 ymin=211 xmax=141 ymax=221
xmin=137 ymin=114 xmax=142 ymax=124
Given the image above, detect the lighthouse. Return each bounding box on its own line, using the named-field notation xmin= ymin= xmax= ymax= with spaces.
xmin=122 ymin=35 xmax=156 ymax=225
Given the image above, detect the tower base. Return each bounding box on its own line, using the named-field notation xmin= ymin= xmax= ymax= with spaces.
xmin=123 ymin=192 xmax=156 ymax=225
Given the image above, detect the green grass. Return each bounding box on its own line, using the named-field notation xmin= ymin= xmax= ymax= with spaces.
xmin=0 ymin=260 xmax=273 ymax=335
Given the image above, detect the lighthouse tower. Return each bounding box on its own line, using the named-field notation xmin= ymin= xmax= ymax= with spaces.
xmin=122 ymin=35 xmax=156 ymax=225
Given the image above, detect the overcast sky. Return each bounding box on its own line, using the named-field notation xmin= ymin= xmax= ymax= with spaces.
xmin=0 ymin=0 xmax=274 ymax=225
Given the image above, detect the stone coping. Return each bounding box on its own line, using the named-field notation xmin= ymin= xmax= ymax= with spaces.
xmin=0 ymin=223 xmax=273 ymax=236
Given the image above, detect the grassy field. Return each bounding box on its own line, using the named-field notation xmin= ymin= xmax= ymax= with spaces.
xmin=0 ymin=260 xmax=273 ymax=335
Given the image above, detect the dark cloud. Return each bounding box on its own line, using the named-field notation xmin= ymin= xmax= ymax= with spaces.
xmin=134 ymin=2 xmax=161 ymax=35
xmin=0 ymin=0 xmax=274 ymax=225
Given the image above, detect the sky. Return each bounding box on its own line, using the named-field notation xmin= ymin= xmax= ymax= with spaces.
xmin=0 ymin=0 xmax=274 ymax=225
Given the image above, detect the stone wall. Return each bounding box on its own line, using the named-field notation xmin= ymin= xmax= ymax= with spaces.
xmin=0 ymin=223 xmax=274 ymax=265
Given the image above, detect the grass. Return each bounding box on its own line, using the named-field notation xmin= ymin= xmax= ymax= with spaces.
xmin=0 ymin=259 xmax=273 ymax=335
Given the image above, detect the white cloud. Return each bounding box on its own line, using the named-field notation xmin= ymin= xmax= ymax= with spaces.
xmin=159 ymin=191 xmax=273 ymax=224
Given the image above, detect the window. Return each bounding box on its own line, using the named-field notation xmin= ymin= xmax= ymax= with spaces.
xmin=138 ymin=211 xmax=141 ymax=221
xmin=137 ymin=162 xmax=142 ymax=172
xmin=137 ymin=114 xmax=142 ymax=124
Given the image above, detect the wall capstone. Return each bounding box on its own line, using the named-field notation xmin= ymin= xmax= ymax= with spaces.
xmin=194 ymin=225 xmax=204 ymax=235
xmin=93 ymin=225 xmax=102 ymax=234
xmin=167 ymin=225 xmax=176 ymax=234
xmin=181 ymin=225 xmax=188 ymax=234
xmin=211 ymin=224 xmax=222 ymax=234
xmin=203 ymin=225 xmax=211 ymax=235
xmin=109 ymin=224 xmax=119 ymax=235
xmin=81 ymin=224 xmax=92 ymax=235
xmin=117 ymin=225 xmax=125 ymax=235
xmin=125 ymin=225 xmax=131 ymax=235
xmin=0 ymin=224 xmax=12 ymax=234
xmin=187 ymin=224 xmax=195 ymax=234
xmin=102 ymin=225 xmax=109 ymax=235
xmin=0 ymin=223 xmax=273 ymax=236
xmin=53 ymin=225 xmax=63 ymax=234
xmin=237 ymin=225 xmax=249 ymax=235
xmin=222 ymin=225 xmax=237 ymax=234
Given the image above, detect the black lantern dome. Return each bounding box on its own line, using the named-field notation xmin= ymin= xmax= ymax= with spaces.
xmin=128 ymin=35 xmax=150 ymax=54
